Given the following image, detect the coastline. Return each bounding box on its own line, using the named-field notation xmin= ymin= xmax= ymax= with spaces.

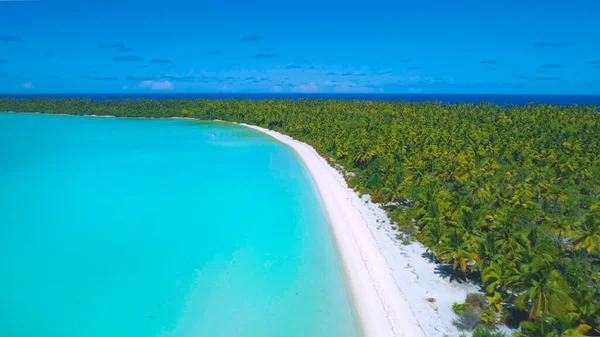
xmin=3 ymin=112 xmax=476 ymax=336
xmin=242 ymin=124 xmax=427 ymax=337
xmin=242 ymin=123 xmax=479 ymax=337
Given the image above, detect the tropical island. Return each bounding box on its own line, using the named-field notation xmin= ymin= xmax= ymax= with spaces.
xmin=1 ymin=98 xmax=599 ymax=337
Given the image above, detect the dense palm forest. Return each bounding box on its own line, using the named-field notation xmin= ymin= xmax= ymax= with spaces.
xmin=1 ymin=98 xmax=599 ymax=336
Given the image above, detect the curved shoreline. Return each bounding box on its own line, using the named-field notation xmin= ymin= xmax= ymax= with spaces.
xmin=241 ymin=124 xmax=426 ymax=337
xmin=4 ymin=112 xmax=477 ymax=336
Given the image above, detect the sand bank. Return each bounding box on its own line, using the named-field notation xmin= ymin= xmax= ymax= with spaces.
xmin=244 ymin=124 xmax=478 ymax=337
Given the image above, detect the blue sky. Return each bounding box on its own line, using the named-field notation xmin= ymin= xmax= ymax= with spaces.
xmin=1 ymin=0 xmax=599 ymax=94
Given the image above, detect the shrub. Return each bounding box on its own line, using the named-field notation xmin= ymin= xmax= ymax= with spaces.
xmin=472 ymin=325 xmax=506 ymax=337
xmin=453 ymin=301 xmax=467 ymax=314
xmin=452 ymin=308 xmax=482 ymax=331
xmin=371 ymin=192 xmax=384 ymax=203
xmin=347 ymin=180 xmax=356 ymax=189
xmin=466 ymin=293 xmax=488 ymax=310
xmin=480 ymin=306 xmax=503 ymax=326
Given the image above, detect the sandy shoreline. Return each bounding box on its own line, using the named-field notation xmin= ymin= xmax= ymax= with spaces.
xmin=4 ymin=112 xmax=476 ymax=336
xmin=243 ymin=124 xmax=427 ymax=337
xmin=243 ymin=124 xmax=480 ymax=337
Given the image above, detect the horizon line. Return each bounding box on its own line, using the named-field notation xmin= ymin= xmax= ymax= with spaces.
xmin=1 ymin=93 xmax=600 ymax=96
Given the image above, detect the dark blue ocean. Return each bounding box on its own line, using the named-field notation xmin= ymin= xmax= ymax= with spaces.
xmin=2 ymin=93 xmax=600 ymax=105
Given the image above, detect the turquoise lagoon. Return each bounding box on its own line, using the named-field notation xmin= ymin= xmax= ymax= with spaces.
xmin=0 ymin=113 xmax=361 ymax=337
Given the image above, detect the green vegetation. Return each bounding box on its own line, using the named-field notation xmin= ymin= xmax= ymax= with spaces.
xmin=472 ymin=325 xmax=508 ymax=337
xmin=1 ymin=98 xmax=599 ymax=336
xmin=461 ymin=325 xmax=509 ymax=337
xmin=453 ymin=301 xmax=467 ymax=314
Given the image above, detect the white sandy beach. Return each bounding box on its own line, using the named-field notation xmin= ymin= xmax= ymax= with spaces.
xmin=244 ymin=124 xmax=478 ymax=337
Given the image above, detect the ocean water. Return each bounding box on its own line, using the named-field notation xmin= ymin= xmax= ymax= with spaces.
xmin=0 ymin=113 xmax=361 ymax=337
xmin=2 ymin=93 xmax=600 ymax=105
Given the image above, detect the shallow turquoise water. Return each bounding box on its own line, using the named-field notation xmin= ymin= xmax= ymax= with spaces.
xmin=0 ymin=113 xmax=360 ymax=337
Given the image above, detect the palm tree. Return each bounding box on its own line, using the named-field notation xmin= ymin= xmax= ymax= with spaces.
xmin=512 ymin=263 xmax=574 ymax=320
xmin=519 ymin=312 xmax=592 ymax=337
xmin=482 ymin=260 xmax=515 ymax=294
xmin=418 ymin=217 xmax=447 ymax=258
xmin=568 ymin=213 xmax=600 ymax=254
xmin=439 ymin=229 xmax=478 ymax=273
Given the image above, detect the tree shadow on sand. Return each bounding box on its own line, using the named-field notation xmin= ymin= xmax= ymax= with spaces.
xmin=433 ymin=264 xmax=471 ymax=283
xmin=421 ymin=253 xmax=482 ymax=285
xmin=421 ymin=252 xmax=441 ymax=264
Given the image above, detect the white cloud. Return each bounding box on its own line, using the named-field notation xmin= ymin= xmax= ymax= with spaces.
xmin=294 ymin=82 xmax=318 ymax=93
xmin=333 ymin=84 xmax=375 ymax=93
xmin=408 ymin=87 xmax=424 ymax=93
xmin=333 ymin=83 xmax=352 ymax=92
xmin=272 ymin=85 xmax=282 ymax=92
xmin=321 ymin=80 xmax=375 ymax=93
xmin=139 ymin=80 xmax=174 ymax=90
xmin=23 ymin=82 xmax=33 ymax=89
xmin=216 ymin=85 xmax=234 ymax=92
